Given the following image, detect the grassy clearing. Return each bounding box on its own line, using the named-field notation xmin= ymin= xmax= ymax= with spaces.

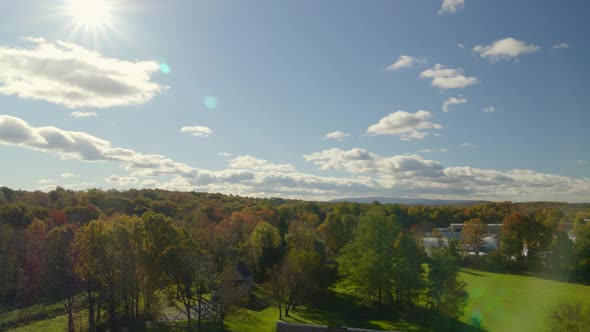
xmin=11 ymin=270 xmax=590 ymax=332
xmin=460 ymin=269 xmax=590 ymax=332
xmin=222 ymin=284 xmax=475 ymax=332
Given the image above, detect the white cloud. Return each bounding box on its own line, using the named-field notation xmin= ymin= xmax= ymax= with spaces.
xmin=552 ymin=43 xmax=569 ymax=49
xmin=106 ymin=175 xmax=139 ymax=186
xmin=473 ymin=37 xmax=540 ymax=62
xmin=0 ymin=114 xmax=199 ymax=179
xmin=322 ymin=131 xmax=351 ymax=141
xmin=229 ymin=155 xmax=296 ymax=172
xmin=61 ymin=172 xmax=80 ymax=178
xmin=38 ymin=179 xmax=57 ymax=184
xmin=219 ymin=152 xmax=232 ymax=157
xmin=482 ymin=106 xmax=495 ymax=113
xmin=419 ymin=148 xmax=448 ymax=153
xmin=0 ymin=37 xmax=164 ymax=108
xmin=460 ymin=142 xmax=479 ymax=148
xmin=420 ymin=64 xmax=478 ymax=89
xmin=180 ymin=126 xmax=213 ymax=138
xmin=3 ymin=114 xmax=589 ymax=202
xmin=438 ymin=0 xmax=464 ymax=15
xmin=303 ymin=148 xmax=590 ymax=202
xmin=62 ymin=182 xmax=96 ymax=190
xmin=577 ymin=160 xmax=588 ymax=165
xmin=442 ymin=96 xmax=467 ymax=112
xmin=140 ymin=179 xmax=160 ymax=188
xmin=367 ymin=110 xmax=443 ymax=140
xmin=457 ymin=43 xmax=465 ymax=49
xmin=70 ymin=111 xmax=98 ymax=118
xmin=304 ymin=148 xmax=444 ymax=178
xmin=385 ymin=55 xmax=426 ymax=71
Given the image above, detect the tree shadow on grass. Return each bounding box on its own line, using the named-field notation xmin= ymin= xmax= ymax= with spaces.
xmin=461 ymin=270 xmax=486 ymax=277
xmin=291 ymin=290 xmax=487 ymax=332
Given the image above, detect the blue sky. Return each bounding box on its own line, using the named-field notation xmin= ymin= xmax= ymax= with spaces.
xmin=0 ymin=0 xmax=588 ymax=202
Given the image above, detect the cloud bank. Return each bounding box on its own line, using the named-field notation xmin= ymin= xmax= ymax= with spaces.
xmin=2 ymin=115 xmax=589 ymax=202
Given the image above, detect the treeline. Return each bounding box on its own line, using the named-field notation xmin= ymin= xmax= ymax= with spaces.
xmin=455 ymin=210 xmax=590 ymax=283
xmin=0 ymin=187 xmax=589 ymax=331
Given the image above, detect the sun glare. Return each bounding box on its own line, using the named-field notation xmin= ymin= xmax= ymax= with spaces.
xmin=68 ymin=0 xmax=113 ymax=27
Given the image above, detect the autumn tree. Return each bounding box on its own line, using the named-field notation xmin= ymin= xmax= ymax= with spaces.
xmin=461 ymin=218 xmax=488 ymax=256
xmin=23 ymin=219 xmax=49 ymax=300
xmin=44 ymin=225 xmax=78 ymax=332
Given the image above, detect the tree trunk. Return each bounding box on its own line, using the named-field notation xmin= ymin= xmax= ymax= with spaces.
xmin=68 ymin=310 xmax=74 ymax=332
xmin=63 ymin=297 xmax=74 ymax=332
xmin=197 ymin=289 xmax=202 ymax=331
xmin=88 ymin=288 xmax=95 ymax=332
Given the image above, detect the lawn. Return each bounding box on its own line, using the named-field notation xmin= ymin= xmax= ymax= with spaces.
xmin=460 ymin=269 xmax=590 ymax=332
xmin=9 ymin=270 xmax=590 ymax=332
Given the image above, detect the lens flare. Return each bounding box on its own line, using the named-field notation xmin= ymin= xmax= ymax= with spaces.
xmin=203 ymin=96 xmax=218 ymax=109
xmin=159 ymin=63 xmax=171 ymax=74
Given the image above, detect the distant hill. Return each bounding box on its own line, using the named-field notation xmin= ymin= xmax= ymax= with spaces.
xmin=329 ymin=197 xmax=488 ymax=206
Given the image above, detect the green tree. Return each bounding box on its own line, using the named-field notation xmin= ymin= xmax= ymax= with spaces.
xmin=424 ymin=248 xmax=468 ymax=318
xmin=339 ymin=208 xmax=400 ymax=305
xmin=135 ymin=212 xmax=177 ymax=320
xmin=391 ymin=232 xmax=425 ymax=307
xmin=248 ymin=221 xmax=282 ymax=280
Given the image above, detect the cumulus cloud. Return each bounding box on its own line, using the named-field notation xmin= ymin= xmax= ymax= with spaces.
xmin=438 ymin=0 xmax=464 ymax=15
xmin=367 ymin=110 xmax=443 ymax=140
xmin=229 ymin=155 xmax=296 ymax=172
xmin=61 ymin=173 xmax=80 ymax=178
xmin=460 ymin=142 xmax=479 ymax=148
xmin=420 ymin=64 xmax=478 ymax=89
xmin=473 ymin=37 xmax=540 ymax=62
xmin=322 ymin=131 xmax=350 ymax=141
xmin=0 ymin=37 xmax=164 ymax=108
xmin=304 ymin=148 xmax=444 ymax=178
xmin=0 ymin=114 xmax=199 ymax=179
xmin=2 ymin=114 xmax=589 ymax=201
xmin=140 ymin=179 xmax=160 ymax=188
xmin=385 ymin=55 xmax=426 ymax=71
xmin=70 ymin=111 xmax=97 ymax=118
xmin=303 ymin=147 xmax=590 ymax=202
xmin=180 ymin=126 xmax=213 ymax=137
xmin=442 ymin=97 xmax=467 ymax=112
xmin=419 ymin=148 xmax=448 ymax=153
xmin=106 ymin=175 xmax=139 ymax=186
xmin=482 ymin=106 xmax=495 ymax=113
xmin=552 ymin=42 xmax=569 ymax=49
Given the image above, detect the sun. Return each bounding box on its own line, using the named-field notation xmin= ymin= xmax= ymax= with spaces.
xmin=68 ymin=0 xmax=113 ymax=27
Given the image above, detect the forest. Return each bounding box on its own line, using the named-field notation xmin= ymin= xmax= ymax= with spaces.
xmin=0 ymin=187 xmax=589 ymax=331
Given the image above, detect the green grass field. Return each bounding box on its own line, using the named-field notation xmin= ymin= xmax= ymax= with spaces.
xmin=460 ymin=269 xmax=590 ymax=332
xmin=7 ymin=269 xmax=590 ymax=332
